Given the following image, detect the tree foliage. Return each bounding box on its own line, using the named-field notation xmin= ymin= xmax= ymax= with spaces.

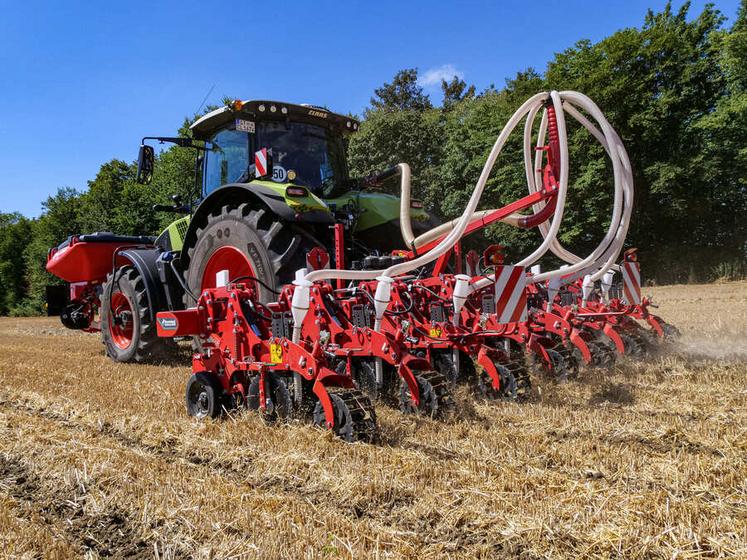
xmin=370 ymin=69 xmax=433 ymax=112
xmin=350 ymin=2 xmax=746 ymax=282
xmin=0 ymin=213 xmax=32 ymax=314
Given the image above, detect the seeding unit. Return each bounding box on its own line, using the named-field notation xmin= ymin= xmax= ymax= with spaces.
xmin=46 ymin=91 xmax=678 ymax=441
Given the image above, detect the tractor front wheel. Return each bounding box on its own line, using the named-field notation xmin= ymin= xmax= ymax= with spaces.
xmin=184 ymin=203 xmax=309 ymax=306
xmin=100 ymin=266 xmax=174 ymax=363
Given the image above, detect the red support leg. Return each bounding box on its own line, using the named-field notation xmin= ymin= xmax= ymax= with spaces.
xmin=334 ymin=223 xmax=345 ymax=290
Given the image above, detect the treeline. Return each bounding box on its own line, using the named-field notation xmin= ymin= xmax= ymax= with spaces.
xmin=1 ymin=2 xmax=745 ymax=315
xmin=0 ymin=129 xmax=197 ymax=315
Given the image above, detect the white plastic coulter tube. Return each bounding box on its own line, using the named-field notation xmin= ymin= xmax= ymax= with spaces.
xmin=601 ymin=270 xmax=615 ymax=302
xmin=581 ymin=274 xmax=594 ymax=306
xmin=451 ymin=274 xmax=472 ymax=326
xmin=291 ymin=277 xmax=312 ymax=344
xmin=372 ymin=276 xmax=394 ymax=331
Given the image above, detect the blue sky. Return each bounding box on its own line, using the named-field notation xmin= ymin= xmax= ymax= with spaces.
xmin=0 ymin=0 xmax=741 ymax=217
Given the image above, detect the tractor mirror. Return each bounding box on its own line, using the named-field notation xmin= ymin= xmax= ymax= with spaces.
xmin=137 ymin=144 xmax=155 ymax=184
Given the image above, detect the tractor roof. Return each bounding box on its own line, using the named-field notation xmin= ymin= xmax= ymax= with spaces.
xmin=190 ymin=100 xmax=360 ymax=140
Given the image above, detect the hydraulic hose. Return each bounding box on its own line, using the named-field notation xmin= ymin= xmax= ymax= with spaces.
xmin=388 ymin=92 xmax=631 ymax=288
xmin=527 ymin=96 xmax=633 ymax=282
xmin=292 ymin=90 xmax=633 ymax=331
xmin=471 ymin=90 xmax=633 ymax=291
xmin=303 ymin=91 xmax=551 ymax=285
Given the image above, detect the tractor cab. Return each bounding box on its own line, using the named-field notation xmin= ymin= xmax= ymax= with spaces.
xmin=190 ymin=100 xmax=358 ymax=199
xmin=183 ymin=99 xmax=433 ymax=252
xmin=136 ymin=99 xmax=433 ymax=255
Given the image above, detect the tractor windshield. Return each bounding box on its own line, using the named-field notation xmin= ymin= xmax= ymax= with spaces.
xmin=257 ymin=121 xmax=348 ymax=198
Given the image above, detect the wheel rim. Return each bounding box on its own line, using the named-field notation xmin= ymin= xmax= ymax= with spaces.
xmin=108 ymin=291 xmax=134 ymax=350
xmin=188 ymin=384 xmax=210 ymax=419
xmin=201 ymin=246 xmax=256 ymax=290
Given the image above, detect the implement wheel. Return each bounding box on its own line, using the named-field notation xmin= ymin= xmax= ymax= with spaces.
xmin=247 ymin=375 xmax=293 ymax=423
xmin=185 ymin=373 xmax=223 ymax=419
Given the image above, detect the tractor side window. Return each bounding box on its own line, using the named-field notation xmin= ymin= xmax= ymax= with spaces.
xmin=203 ymin=129 xmax=249 ymax=196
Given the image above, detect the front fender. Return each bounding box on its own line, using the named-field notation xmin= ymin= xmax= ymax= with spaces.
xmin=117 ymin=247 xmax=167 ymax=319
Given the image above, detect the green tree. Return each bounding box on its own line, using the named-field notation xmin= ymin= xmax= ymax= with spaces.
xmin=23 ymin=188 xmax=83 ymax=312
xmin=0 ymin=213 xmax=32 ymax=314
xmin=544 ymin=2 xmax=737 ymax=281
xmin=441 ymin=76 xmax=476 ymax=109
xmin=370 ymin=69 xmax=433 ymax=112
xmin=350 ymin=70 xmax=443 ymax=204
xmin=78 ymin=160 xmax=137 ymax=233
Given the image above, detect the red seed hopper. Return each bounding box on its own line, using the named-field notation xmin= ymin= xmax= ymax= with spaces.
xmin=46 ymin=232 xmax=154 ymax=283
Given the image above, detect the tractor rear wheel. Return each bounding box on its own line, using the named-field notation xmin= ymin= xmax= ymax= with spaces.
xmin=184 ymin=203 xmax=309 ymax=306
xmin=100 ymin=266 xmax=174 ymax=363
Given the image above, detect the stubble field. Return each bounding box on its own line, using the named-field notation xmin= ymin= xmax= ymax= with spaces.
xmin=0 ymin=282 xmax=744 ymax=559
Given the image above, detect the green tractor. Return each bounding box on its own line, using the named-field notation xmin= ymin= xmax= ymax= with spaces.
xmin=47 ymin=100 xmax=435 ymax=362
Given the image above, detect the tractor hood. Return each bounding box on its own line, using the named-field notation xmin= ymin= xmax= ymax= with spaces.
xmin=238 ymin=180 xmax=431 ymax=234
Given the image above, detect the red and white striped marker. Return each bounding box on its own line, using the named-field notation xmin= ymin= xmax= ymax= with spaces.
xmin=493 ymin=265 xmax=528 ymax=324
xmin=305 ymin=247 xmax=330 ymax=271
xmin=622 ymin=261 xmax=641 ymax=305
xmin=255 ymin=148 xmax=268 ymax=177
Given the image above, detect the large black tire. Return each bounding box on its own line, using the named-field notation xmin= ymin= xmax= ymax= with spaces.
xmin=100 ymin=266 xmax=174 ymax=363
xmin=184 ymin=203 xmax=309 ymax=306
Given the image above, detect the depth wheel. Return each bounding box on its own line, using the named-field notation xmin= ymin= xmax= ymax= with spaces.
xmin=553 ymin=342 xmax=579 ymax=379
xmin=347 ymin=359 xmax=378 ymax=402
xmin=432 ymin=352 xmax=458 ymax=389
xmin=313 ymin=390 xmax=378 ymax=443
xmin=536 ymin=348 xmax=570 ymax=382
xmin=661 ymin=322 xmax=681 ymax=342
xmin=620 ymin=332 xmax=646 ymax=358
xmin=589 ymin=339 xmax=616 ymax=367
xmin=185 ymin=373 xmax=223 ymax=419
xmin=247 ymin=375 xmax=293 ymax=423
xmin=477 ymin=364 xmax=518 ymax=401
xmin=399 ymin=371 xmax=454 ymax=418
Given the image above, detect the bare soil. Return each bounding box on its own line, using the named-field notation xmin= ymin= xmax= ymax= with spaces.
xmin=0 ymin=282 xmax=744 ymax=558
